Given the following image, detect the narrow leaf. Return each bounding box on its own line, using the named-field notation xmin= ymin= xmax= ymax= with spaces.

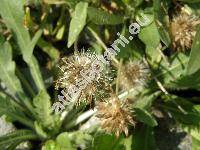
xmin=33 ymin=90 xmax=55 ymax=128
xmin=132 ymin=125 xmax=156 ymax=150
xmin=0 ymin=0 xmax=45 ymax=91
xmin=134 ymin=107 xmax=158 ymax=127
xmin=0 ymin=42 xmax=23 ymax=94
xmin=187 ymin=26 xmax=200 ymax=75
xmin=87 ymin=7 xmax=124 ymax=25
xmin=139 ymin=22 xmax=160 ymax=48
xmin=153 ymin=0 xmax=171 ymax=46
xmin=0 ymin=130 xmax=38 ymax=149
xmin=67 ymin=2 xmax=88 ymax=48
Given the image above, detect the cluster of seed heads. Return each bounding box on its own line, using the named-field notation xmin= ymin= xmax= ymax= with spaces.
xmin=55 ymin=51 xmax=149 ymax=137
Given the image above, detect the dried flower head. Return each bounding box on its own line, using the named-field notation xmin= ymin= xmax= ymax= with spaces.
xmin=119 ymin=60 xmax=149 ymax=90
xmin=96 ymin=96 xmax=135 ymax=137
xmin=55 ymin=51 xmax=110 ymax=106
xmin=170 ymin=10 xmax=200 ymax=51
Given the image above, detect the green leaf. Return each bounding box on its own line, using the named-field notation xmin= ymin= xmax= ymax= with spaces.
xmin=132 ymin=125 xmax=156 ymax=150
xmin=183 ymin=126 xmax=200 ymax=142
xmin=33 ymin=90 xmax=55 ymax=129
xmin=186 ymin=26 xmax=200 ymax=75
xmin=171 ymin=69 xmax=200 ymax=90
xmin=0 ymin=93 xmax=34 ymax=129
xmin=42 ymin=140 xmax=61 ymax=150
xmin=28 ymin=56 xmax=46 ymax=91
xmin=91 ymin=133 xmax=125 ymax=150
xmin=0 ymin=0 xmax=45 ymax=91
xmin=153 ymin=0 xmax=171 ymax=46
xmin=67 ymin=2 xmax=88 ymax=48
xmin=138 ymin=22 xmax=160 ymax=48
xmin=29 ymin=29 xmax=43 ymax=54
xmin=0 ymin=42 xmax=35 ymax=116
xmin=121 ymin=135 xmax=132 ymax=150
xmin=135 ymin=91 xmax=161 ymax=110
xmin=87 ymin=7 xmax=124 ymax=25
xmin=68 ymin=131 xmax=92 ymax=148
xmin=0 ymin=0 xmax=31 ymax=62
xmin=155 ymin=53 xmax=189 ymax=87
xmin=146 ymin=45 xmax=162 ymax=63
xmin=182 ymin=125 xmax=200 ymax=150
xmin=192 ymin=137 xmax=200 ymax=150
xmin=0 ymin=42 xmax=23 ymax=94
xmin=34 ymin=121 xmax=48 ymax=139
xmin=37 ymin=38 xmax=60 ymax=63
xmin=134 ymin=107 xmax=158 ymax=127
xmin=56 ymin=132 xmax=74 ymax=150
xmin=0 ymin=130 xmax=38 ymax=149
xmin=163 ymin=97 xmax=200 ymax=125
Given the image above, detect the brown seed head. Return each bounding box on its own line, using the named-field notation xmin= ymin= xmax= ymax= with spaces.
xmin=170 ymin=10 xmax=200 ymax=51
xmin=96 ymin=96 xmax=135 ymax=137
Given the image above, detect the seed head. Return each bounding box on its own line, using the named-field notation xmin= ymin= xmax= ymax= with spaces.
xmin=170 ymin=10 xmax=200 ymax=51
xmin=119 ymin=60 xmax=149 ymax=90
xmin=55 ymin=51 xmax=110 ymax=106
xmin=96 ymin=96 xmax=135 ymax=137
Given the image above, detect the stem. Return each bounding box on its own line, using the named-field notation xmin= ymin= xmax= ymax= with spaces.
xmin=116 ymin=59 xmax=123 ymax=95
xmin=65 ymin=109 xmax=97 ymax=129
xmin=87 ymin=27 xmax=119 ymax=65
xmin=75 ymin=109 xmax=97 ymax=125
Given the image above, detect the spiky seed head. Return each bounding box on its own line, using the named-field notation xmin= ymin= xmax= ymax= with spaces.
xmin=55 ymin=51 xmax=110 ymax=106
xmin=96 ymin=96 xmax=135 ymax=137
xmin=170 ymin=10 xmax=200 ymax=51
xmin=119 ymin=60 xmax=149 ymax=90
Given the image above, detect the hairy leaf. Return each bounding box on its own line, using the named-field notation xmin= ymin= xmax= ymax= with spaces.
xmin=33 ymin=90 xmax=55 ymax=128
xmin=0 ymin=130 xmax=38 ymax=149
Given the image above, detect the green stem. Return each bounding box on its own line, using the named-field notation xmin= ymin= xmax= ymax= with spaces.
xmin=116 ymin=59 xmax=123 ymax=95
xmin=87 ymin=26 xmax=119 ymax=65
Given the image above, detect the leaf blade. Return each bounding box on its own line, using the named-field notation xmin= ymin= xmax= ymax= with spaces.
xmin=187 ymin=26 xmax=200 ymax=75
xmin=67 ymin=2 xmax=88 ymax=48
